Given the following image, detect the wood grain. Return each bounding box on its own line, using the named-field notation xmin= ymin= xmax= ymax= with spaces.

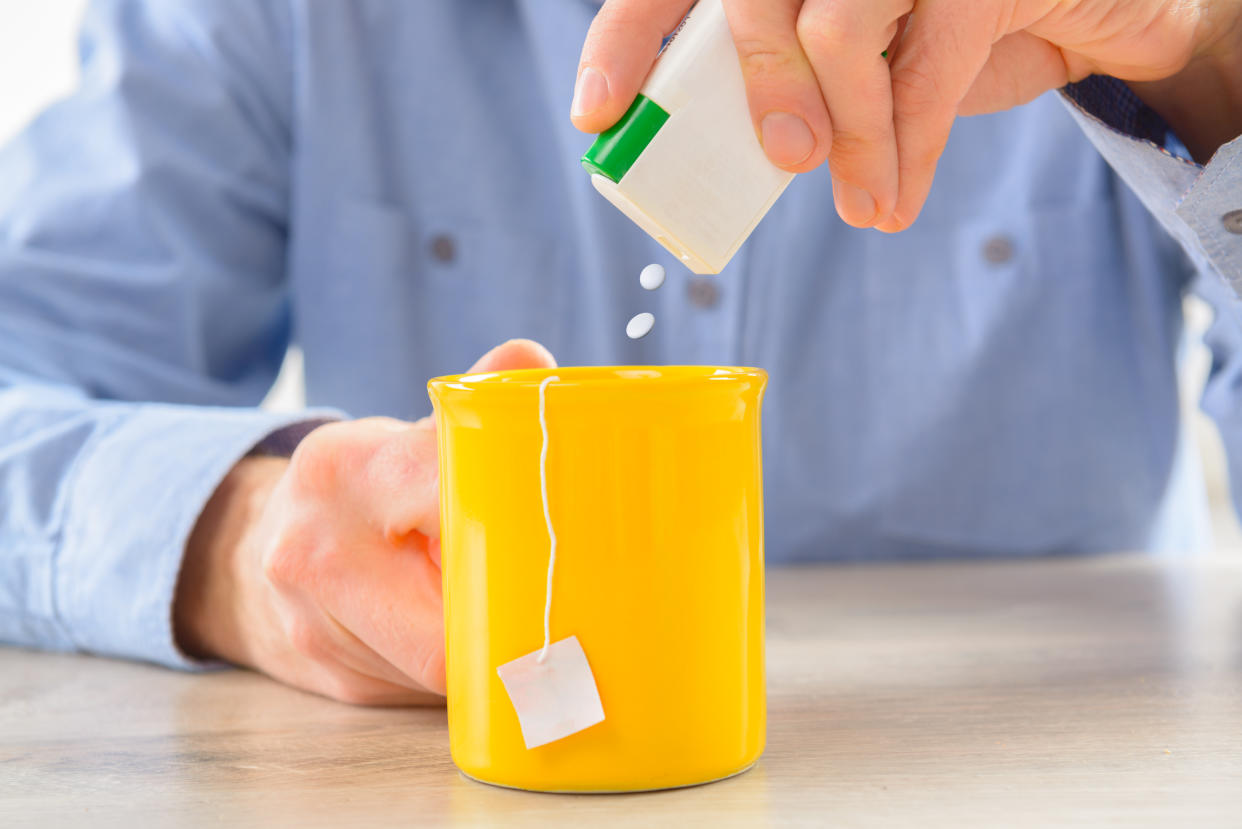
xmin=3 ymin=554 xmax=1241 ymax=827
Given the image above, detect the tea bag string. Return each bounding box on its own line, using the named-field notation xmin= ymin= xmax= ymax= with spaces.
xmin=537 ymin=374 xmax=559 ymax=664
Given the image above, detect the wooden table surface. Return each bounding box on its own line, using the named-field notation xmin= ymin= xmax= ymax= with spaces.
xmin=3 ymin=554 xmax=1241 ymax=827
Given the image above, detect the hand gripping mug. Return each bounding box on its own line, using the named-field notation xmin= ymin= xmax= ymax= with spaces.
xmin=427 ymin=366 xmax=767 ymax=792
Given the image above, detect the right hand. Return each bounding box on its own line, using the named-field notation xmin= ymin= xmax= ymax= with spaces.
xmin=174 ymin=339 xmax=558 ymax=705
xmin=572 ymin=0 xmax=1241 ymax=229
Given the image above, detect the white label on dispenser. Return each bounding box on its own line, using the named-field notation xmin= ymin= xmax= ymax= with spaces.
xmin=496 ymin=635 xmax=605 ymax=749
xmin=589 ymin=0 xmax=794 ymax=274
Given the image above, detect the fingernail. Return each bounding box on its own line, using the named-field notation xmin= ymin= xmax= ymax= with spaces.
xmin=759 ymin=112 xmax=815 ymax=167
xmin=832 ymin=178 xmax=877 ymax=226
xmin=571 ymin=66 xmax=609 ymax=118
xmin=875 ymin=215 xmax=906 ymax=234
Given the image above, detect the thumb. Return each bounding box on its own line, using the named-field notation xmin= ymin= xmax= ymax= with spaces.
xmin=408 ymin=340 xmax=556 ymax=560
xmin=466 ymin=338 xmax=558 ymax=373
xmin=379 ymin=342 xmax=557 ymax=554
xmin=957 ymin=31 xmax=1075 ymax=116
xmin=571 ymin=0 xmax=696 ymax=134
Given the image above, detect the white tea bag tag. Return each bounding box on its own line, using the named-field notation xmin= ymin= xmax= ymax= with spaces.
xmin=496 ymin=635 xmax=605 ymax=749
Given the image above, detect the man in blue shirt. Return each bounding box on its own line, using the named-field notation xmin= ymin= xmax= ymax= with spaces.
xmin=1 ymin=0 xmax=1240 ymax=705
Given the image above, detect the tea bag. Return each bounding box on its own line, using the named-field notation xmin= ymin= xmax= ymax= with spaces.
xmin=497 ymin=635 xmax=605 ymax=749
xmin=495 ymin=375 xmax=605 ymax=749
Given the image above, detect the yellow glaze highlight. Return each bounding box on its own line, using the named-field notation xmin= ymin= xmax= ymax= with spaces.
xmin=428 ymin=366 xmax=767 ymax=792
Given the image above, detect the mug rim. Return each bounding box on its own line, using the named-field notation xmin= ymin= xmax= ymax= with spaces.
xmin=428 ymin=365 xmax=766 ymax=392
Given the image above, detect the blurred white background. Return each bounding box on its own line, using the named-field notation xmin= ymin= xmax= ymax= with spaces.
xmin=0 ymin=1 xmax=84 ymax=141
xmin=1 ymin=3 xmax=1237 ymax=549
xmin=0 ymin=1 xmax=308 ymax=411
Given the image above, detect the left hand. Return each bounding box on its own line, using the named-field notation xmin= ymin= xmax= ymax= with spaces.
xmin=572 ymin=0 xmax=1242 ymax=231
xmin=175 ymin=339 xmax=558 ymax=705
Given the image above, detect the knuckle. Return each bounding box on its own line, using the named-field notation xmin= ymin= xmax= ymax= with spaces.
xmin=287 ymin=424 xmax=348 ymax=496
xmin=885 ymin=213 xmax=913 ymax=233
xmin=323 ymin=674 xmax=389 ymax=707
xmin=591 ymin=5 xmax=663 ymax=45
xmin=830 ymin=129 xmax=879 ymax=161
xmin=262 ymin=520 xmax=317 ymax=587
xmin=261 ymin=545 xmax=292 ymax=587
xmin=795 ymin=4 xmax=854 ymax=56
xmin=285 ymin=618 xmax=325 ymax=660
xmin=413 ymin=642 xmax=447 ymax=695
xmin=329 ymin=681 xmax=372 ymax=706
xmin=915 ymin=141 xmax=944 ymax=173
xmin=732 ymin=38 xmax=801 ymax=80
xmin=901 ymin=132 xmax=947 ymax=179
xmin=370 ymin=432 xmax=430 ymax=489
xmin=873 ymin=191 xmax=899 ymax=224
xmin=891 ymin=63 xmax=944 ymax=120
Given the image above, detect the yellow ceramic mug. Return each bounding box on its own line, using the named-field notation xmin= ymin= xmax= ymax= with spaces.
xmin=427 ymin=365 xmax=767 ymax=792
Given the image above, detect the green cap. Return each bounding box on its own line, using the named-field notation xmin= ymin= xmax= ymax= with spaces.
xmin=580 ymin=94 xmax=670 ymax=184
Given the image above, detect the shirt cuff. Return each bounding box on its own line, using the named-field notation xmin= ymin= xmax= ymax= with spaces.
xmin=1063 ymin=75 xmax=1174 ymax=147
xmin=55 ymin=404 xmax=340 ymax=670
xmin=1059 ymin=76 xmax=1242 ymax=291
xmin=251 ymin=418 xmax=336 ymax=457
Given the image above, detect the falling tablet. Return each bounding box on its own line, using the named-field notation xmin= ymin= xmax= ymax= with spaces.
xmin=626 ymin=312 xmax=655 ymax=339
xmin=639 ymin=263 xmax=666 ymax=291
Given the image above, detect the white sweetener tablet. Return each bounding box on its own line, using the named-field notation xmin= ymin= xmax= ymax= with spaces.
xmin=626 ymin=312 xmax=655 ymax=339
xmin=639 ymin=263 xmax=666 ymax=291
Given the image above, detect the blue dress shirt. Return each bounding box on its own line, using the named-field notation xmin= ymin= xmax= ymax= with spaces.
xmin=2 ymin=0 xmax=1241 ymax=669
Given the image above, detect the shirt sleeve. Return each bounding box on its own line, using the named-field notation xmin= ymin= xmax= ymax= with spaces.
xmin=1187 ymin=266 xmax=1242 ymax=527
xmin=0 ymin=0 xmax=338 ymax=669
xmin=1060 ymin=76 xmax=1242 ymax=293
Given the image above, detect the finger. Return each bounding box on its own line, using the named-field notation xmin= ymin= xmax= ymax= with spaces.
xmin=323 ymin=537 xmax=447 ymax=696
xmin=286 ymin=417 xmax=417 ymax=506
xmin=877 ymin=0 xmax=1001 ymax=232
xmin=887 ymin=13 xmax=910 ymax=58
xmin=466 ymin=338 xmax=558 ymax=374
xmin=957 ymin=31 xmax=1074 ymax=116
xmin=321 ymin=607 xmax=438 ymax=693
xmin=720 ymin=0 xmax=833 ymax=171
xmin=308 ymin=659 xmax=440 ymax=707
xmin=572 ymin=0 xmax=696 ymax=133
xmin=277 ymin=417 xmax=438 ymax=557
xmin=796 ymin=0 xmax=910 ymax=226
xmin=371 ymin=338 xmax=559 ymax=542
xmin=262 ymin=591 xmax=440 ymax=705
xmin=365 ymin=421 xmax=441 ymax=542
xmin=280 ymin=594 xmax=433 ymax=693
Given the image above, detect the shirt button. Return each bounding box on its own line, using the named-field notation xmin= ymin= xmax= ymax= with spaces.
xmin=687 ymin=276 xmax=720 ymax=309
xmin=430 ymin=233 xmax=457 ymax=263
xmin=1221 ymin=210 xmax=1242 ymax=234
xmin=982 ymin=234 xmax=1015 ymax=265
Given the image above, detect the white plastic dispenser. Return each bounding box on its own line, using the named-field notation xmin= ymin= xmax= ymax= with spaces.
xmin=581 ymin=0 xmax=795 ymax=274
